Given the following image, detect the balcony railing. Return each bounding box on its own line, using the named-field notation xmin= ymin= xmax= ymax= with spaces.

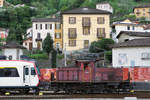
xmin=82 ymin=22 xmax=91 ymax=27
xmin=35 ymin=38 xmax=42 ymax=41
xmin=136 ymin=12 xmax=140 ymax=14
xmin=97 ymin=33 xmax=105 ymax=38
xmin=68 ymin=33 xmax=77 ymax=39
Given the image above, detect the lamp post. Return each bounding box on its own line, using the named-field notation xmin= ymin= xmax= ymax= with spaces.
xmin=64 ymin=43 xmax=67 ymax=67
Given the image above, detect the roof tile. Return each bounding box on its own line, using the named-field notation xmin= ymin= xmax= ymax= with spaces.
xmin=62 ymin=7 xmax=112 ymax=14
xmin=112 ymin=38 xmax=150 ymax=48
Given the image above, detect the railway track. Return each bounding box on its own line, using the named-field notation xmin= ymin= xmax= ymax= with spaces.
xmin=1 ymin=92 xmax=150 ymax=99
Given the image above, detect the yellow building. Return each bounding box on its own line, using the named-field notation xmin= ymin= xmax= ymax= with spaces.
xmin=0 ymin=0 xmax=3 ymax=7
xmin=134 ymin=5 xmax=150 ymax=19
xmin=54 ymin=20 xmax=63 ymax=51
xmin=62 ymin=7 xmax=111 ymax=52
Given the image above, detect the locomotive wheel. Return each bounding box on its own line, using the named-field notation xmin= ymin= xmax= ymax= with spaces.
xmin=0 ymin=89 xmax=7 ymax=95
xmin=20 ymin=89 xmax=30 ymax=94
xmin=32 ymin=88 xmax=40 ymax=94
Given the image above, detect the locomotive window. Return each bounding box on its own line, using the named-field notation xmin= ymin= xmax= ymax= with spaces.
xmin=31 ymin=67 xmax=36 ymax=75
xmin=25 ymin=68 xmax=29 ymax=75
xmin=0 ymin=68 xmax=19 ymax=77
xmin=84 ymin=63 xmax=88 ymax=70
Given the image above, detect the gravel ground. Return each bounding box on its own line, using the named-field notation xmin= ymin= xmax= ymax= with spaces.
xmin=40 ymin=98 xmax=149 ymax=100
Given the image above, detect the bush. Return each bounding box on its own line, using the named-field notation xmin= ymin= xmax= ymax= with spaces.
xmin=89 ymin=38 xmax=115 ymax=53
xmin=32 ymin=49 xmax=43 ymax=54
xmin=57 ymin=54 xmax=64 ymax=60
xmin=28 ymin=53 xmax=48 ymax=60
xmin=105 ymin=51 xmax=112 ymax=63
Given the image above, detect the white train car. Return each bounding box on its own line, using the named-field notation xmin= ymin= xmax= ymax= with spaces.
xmin=0 ymin=60 xmax=40 ymax=93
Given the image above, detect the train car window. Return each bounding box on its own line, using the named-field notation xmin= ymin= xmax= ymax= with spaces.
xmin=3 ymin=68 xmax=19 ymax=77
xmin=0 ymin=69 xmax=4 ymax=77
xmin=25 ymin=68 xmax=29 ymax=75
xmin=35 ymin=63 xmax=40 ymax=76
xmin=31 ymin=67 xmax=36 ymax=75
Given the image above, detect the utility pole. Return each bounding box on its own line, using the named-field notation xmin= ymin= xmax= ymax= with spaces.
xmin=103 ymin=51 xmax=105 ymax=67
xmin=64 ymin=43 xmax=67 ymax=67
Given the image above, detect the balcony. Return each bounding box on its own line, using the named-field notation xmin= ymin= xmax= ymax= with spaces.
xmin=97 ymin=33 xmax=105 ymax=38
xmin=35 ymin=38 xmax=42 ymax=41
xmin=68 ymin=33 xmax=77 ymax=39
xmin=82 ymin=22 xmax=91 ymax=27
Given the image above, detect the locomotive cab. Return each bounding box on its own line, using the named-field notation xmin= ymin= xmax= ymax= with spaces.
xmin=76 ymin=60 xmax=95 ymax=82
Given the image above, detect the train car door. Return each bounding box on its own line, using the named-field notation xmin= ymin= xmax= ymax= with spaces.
xmin=82 ymin=63 xmax=92 ymax=82
xmin=30 ymin=67 xmax=38 ymax=86
xmin=23 ymin=66 xmax=30 ymax=86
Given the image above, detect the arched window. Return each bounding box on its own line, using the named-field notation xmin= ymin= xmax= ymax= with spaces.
xmin=37 ymin=42 xmax=41 ymax=49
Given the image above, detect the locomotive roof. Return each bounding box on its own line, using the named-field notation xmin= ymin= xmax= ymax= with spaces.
xmin=75 ymin=53 xmax=102 ymax=62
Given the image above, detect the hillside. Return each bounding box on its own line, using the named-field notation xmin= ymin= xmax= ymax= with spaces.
xmin=1 ymin=0 xmax=150 ymax=44
xmin=5 ymin=0 xmax=150 ymax=17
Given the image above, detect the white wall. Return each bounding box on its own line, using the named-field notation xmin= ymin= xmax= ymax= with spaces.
xmin=3 ymin=48 xmax=23 ymax=60
xmin=23 ymin=39 xmax=32 ymax=50
xmin=26 ymin=28 xmax=32 ymax=38
xmin=112 ymin=25 xmax=147 ymax=42
xmin=113 ymin=47 xmax=150 ymax=67
xmin=115 ymin=25 xmax=144 ymax=36
xmin=96 ymin=3 xmax=113 ymax=13
xmin=32 ymin=22 xmax=55 ymax=49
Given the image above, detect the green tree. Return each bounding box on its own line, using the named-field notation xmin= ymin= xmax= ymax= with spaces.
xmin=89 ymin=38 xmax=115 ymax=53
xmin=89 ymin=39 xmax=115 ymax=63
xmin=51 ymin=50 xmax=57 ymax=68
xmin=6 ymin=28 xmax=17 ymax=42
xmin=15 ymin=25 xmax=23 ymax=44
xmin=105 ymin=51 xmax=112 ymax=63
xmin=42 ymin=33 xmax=53 ymax=56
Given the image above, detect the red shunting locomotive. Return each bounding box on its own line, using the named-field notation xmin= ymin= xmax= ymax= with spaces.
xmin=40 ymin=54 xmax=150 ymax=93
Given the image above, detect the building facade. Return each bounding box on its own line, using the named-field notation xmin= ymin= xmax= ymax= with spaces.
xmin=112 ymin=38 xmax=150 ymax=67
xmin=96 ymin=2 xmax=113 ymax=13
xmin=1 ymin=42 xmax=26 ymax=60
xmin=62 ymin=7 xmax=111 ymax=53
xmin=23 ymin=37 xmax=32 ymax=51
xmin=134 ymin=5 xmax=150 ymax=20
xmin=32 ymin=18 xmax=59 ymax=50
xmin=54 ymin=21 xmax=63 ymax=51
xmin=111 ymin=19 xmax=145 ymax=42
xmin=116 ymin=31 xmax=150 ymax=43
xmin=23 ymin=28 xmax=33 ymax=50
xmin=0 ymin=0 xmax=3 ymax=7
